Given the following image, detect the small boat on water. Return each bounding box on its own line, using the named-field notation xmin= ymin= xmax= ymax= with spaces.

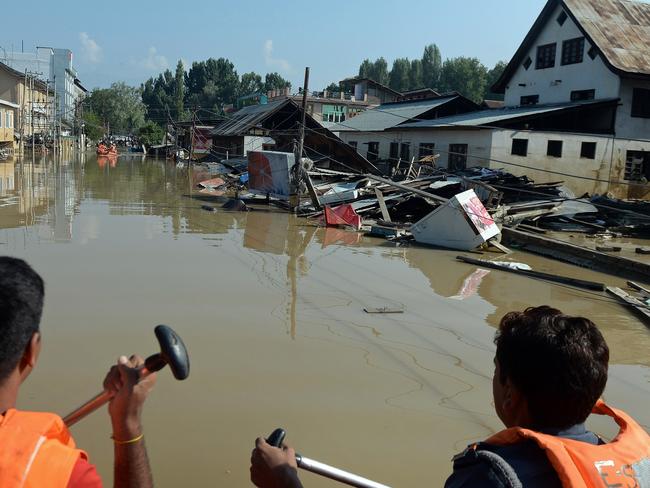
xmin=97 ymin=142 xmax=118 ymax=156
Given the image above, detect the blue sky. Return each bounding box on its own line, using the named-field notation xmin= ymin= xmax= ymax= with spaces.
xmin=1 ymin=0 xmax=551 ymax=91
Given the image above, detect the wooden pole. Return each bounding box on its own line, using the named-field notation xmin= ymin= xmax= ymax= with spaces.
xmin=297 ymin=67 xmax=309 ymax=160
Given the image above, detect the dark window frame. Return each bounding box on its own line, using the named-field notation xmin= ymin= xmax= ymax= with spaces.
xmin=571 ymin=89 xmax=595 ymax=102
xmin=536 ymin=43 xmax=557 ymax=70
xmin=561 ymin=37 xmax=585 ymax=66
xmin=512 ymin=139 xmax=529 ymax=157
xmin=389 ymin=142 xmax=399 ymax=161
xmin=557 ymin=11 xmax=568 ymax=26
xmin=367 ymin=142 xmax=380 ymax=162
xmin=520 ymin=95 xmax=540 ymax=106
xmin=631 ymin=88 xmax=650 ymax=119
xmin=580 ymin=142 xmax=597 ymax=159
xmin=547 ymin=140 xmax=563 ymax=158
xmin=625 ymin=151 xmax=650 ymax=182
xmin=349 ymin=141 xmax=358 ymax=150
xmin=449 ymin=144 xmax=468 ymax=171
xmin=400 ymin=143 xmax=410 ymax=161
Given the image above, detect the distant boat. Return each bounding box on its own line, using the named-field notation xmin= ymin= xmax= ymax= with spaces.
xmin=97 ymin=143 xmax=117 ymax=156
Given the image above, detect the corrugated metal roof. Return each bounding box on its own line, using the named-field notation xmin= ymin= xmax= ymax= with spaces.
xmin=212 ymin=98 xmax=291 ymax=136
xmin=564 ymin=0 xmax=650 ymax=76
xmin=330 ymin=96 xmax=459 ymax=132
xmin=398 ymin=98 xmax=618 ymax=129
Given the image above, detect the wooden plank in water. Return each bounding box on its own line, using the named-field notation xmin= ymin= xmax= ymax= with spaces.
xmin=606 ymin=286 xmax=650 ymax=324
xmin=364 ymin=306 xmax=405 ymax=314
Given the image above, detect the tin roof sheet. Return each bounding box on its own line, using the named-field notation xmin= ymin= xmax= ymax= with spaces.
xmin=398 ymin=98 xmax=618 ymax=129
xmin=330 ymin=96 xmax=459 ymax=133
xmin=212 ymin=98 xmax=291 ymax=136
xmin=564 ymin=0 xmax=650 ymax=76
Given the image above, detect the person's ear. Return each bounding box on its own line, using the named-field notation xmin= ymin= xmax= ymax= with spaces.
xmin=504 ymin=380 xmax=531 ymax=427
xmin=18 ymin=332 xmax=41 ymax=381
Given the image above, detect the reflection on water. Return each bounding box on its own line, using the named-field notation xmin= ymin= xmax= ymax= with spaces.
xmin=1 ymin=154 xmax=649 ymax=487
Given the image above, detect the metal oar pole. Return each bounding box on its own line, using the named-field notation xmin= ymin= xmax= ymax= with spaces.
xmin=296 ymin=454 xmax=392 ymax=488
xmin=267 ymin=429 xmax=392 ymax=488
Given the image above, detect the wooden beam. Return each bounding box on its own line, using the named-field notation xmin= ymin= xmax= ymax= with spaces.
xmin=374 ymin=188 xmax=391 ymax=223
xmin=606 ymin=286 xmax=650 ymax=324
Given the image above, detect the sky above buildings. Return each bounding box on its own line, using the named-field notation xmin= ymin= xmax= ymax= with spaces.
xmin=3 ymin=0 xmax=564 ymax=92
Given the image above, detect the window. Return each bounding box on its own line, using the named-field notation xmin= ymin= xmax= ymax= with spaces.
xmin=588 ymin=46 xmax=598 ymax=60
xmin=523 ymin=56 xmax=532 ymax=70
xmin=581 ymin=142 xmax=597 ymax=159
xmin=625 ymin=151 xmax=650 ymax=182
xmin=6 ymin=112 xmax=11 ymax=128
xmin=367 ymin=142 xmax=379 ymax=162
xmin=631 ymin=88 xmax=650 ymax=118
xmin=512 ymin=139 xmax=528 ymax=156
xmin=0 ymin=110 xmax=3 ymax=129
xmin=449 ymin=144 xmax=468 ymax=171
xmin=419 ymin=143 xmax=436 ymax=159
xmin=557 ymin=11 xmax=568 ymax=26
xmin=571 ymin=89 xmax=595 ymax=102
xmin=536 ymin=43 xmax=556 ymax=69
xmin=400 ymin=143 xmax=410 ymax=161
xmin=562 ymin=37 xmax=584 ymax=65
xmin=520 ymin=95 xmax=539 ymax=106
xmin=349 ymin=141 xmax=358 ymax=150
xmin=389 ymin=142 xmax=399 ymax=161
xmin=547 ymin=140 xmax=563 ymax=158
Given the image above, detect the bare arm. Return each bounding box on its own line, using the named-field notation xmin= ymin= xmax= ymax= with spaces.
xmin=104 ymin=355 xmax=157 ymax=488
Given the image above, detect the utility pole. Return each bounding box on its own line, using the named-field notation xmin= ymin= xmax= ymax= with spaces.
xmin=295 ymin=67 xmax=321 ymax=211
xmin=20 ymin=70 xmax=26 ymax=156
xmin=30 ymin=76 xmax=34 ymax=161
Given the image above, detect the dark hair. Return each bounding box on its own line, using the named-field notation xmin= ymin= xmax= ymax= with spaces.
xmin=0 ymin=257 xmax=44 ymax=382
xmin=495 ymin=306 xmax=609 ymax=429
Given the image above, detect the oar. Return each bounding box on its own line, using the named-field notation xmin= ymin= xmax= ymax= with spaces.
xmin=63 ymin=325 xmax=190 ymax=427
xmin=266 ymin=428 xmax=392 ymax=488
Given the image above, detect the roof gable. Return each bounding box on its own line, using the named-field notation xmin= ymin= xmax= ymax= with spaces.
xmin=492 ymin=0 xmax=650 ymax=93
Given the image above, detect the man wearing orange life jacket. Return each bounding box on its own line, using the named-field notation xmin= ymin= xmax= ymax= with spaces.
xmin=250 ymin=306 xmax=650 ymax=488
xmin=0 ymin=257 xmax=157 ymax=488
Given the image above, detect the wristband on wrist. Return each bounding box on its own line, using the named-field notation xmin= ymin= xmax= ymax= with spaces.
xmin=111 ymin=433 xmax=144 ymax=445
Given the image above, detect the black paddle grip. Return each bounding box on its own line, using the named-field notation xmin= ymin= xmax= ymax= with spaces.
xmin=267 ymin=428 xmax=286 ymax=448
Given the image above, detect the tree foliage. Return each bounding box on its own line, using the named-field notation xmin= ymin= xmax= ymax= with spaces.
xmin=83 ymin=111 xmax=104 ymax=141
xmin=86 ymin=82 xmax=146 ymax=134
xmin=138 ymin=121 xmax=165 ymax=147
xmin=264 ymin=72 xmax=291 ymax=92
xmin=356 ymin=44 xmax=507 ymax=103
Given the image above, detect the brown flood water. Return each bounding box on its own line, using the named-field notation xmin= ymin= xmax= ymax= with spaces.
xmin=0 ymin=154 xmax=649 ymax=487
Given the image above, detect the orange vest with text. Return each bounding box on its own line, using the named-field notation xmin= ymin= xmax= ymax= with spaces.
xmin=0 ymin=409 xmax=87 ymax=488
xmin=486 ymin=400 xmax=650 ymax=488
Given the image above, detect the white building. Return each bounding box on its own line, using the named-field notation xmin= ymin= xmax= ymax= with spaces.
xmin=367 ymin=0 xmax=650 ymax=199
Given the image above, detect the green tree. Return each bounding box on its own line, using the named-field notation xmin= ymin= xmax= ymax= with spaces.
xmin=83 ymin=111 xmax=104 ymax=141
xmin=484 ymin=61 xmax=508 ymax=101
xmin=174 ymin=60 xmax=186 ymax=120
xmin=371 ymin=58 xmax=389 ymax=86
xmin=86 ymin=82 xmax=146 ymax=134
xmin=439 ymin=57 xmax=488 ymax=103
xmin=389 ymin=58 xmax=411 ymax=92
xmin=358 ymin=59 xmax=373 ymax=79
xmin=137 ymin=121 xmax=165 ymax=147
xmin=409 ymin=59 xmax=423 ymax=90
xmin=185 ymin=58 xmax=240 ymax=112
xmin=264 ymin=72 xmax=291 ymax=92
xmin=325 ymin=82 xmax=339 ymax=93
xmin=422 ymin=44 xmax=442 ymax=89
xmin=142 ymin=71 xmax=175 ymax=123
xmin=239 ymin=72 xmax=263 ymax=97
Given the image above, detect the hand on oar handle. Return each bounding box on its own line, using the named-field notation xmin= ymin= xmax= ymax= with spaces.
xmin=250 ymin=437 xmax=304 ymax=488
xmin=103 ymin=355 xmax=157 ymax=439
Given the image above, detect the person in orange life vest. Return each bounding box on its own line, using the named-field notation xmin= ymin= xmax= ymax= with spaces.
xmin=0 ymin=257 xmax=157 ymax=488
xmin=249 ymin=306 xmax=650 ymax=488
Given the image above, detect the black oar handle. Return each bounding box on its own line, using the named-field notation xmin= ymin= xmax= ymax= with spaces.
xmin=267 ymin=428 xmax=286 ymax=447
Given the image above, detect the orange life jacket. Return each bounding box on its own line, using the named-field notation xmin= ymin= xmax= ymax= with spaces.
xmin=486 ymin=400 xmax=650 ymax=488
xmin=0 ymin=409 xmax=87 ymax=488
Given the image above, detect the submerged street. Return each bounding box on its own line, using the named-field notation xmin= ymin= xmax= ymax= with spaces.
xmin=1 ymin=155 xmax=649 ymax=487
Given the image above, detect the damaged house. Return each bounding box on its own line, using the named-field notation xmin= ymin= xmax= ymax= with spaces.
xmin=330 ymin=94 xmax=480 ymax=174
xmin=210 ymin=97 xmax=374 ymax=173
xmin=349 ymin=0 xmax=650 ymax=199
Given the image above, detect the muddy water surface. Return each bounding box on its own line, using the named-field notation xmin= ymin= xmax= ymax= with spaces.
xmin=1 ymin=155 xmax=649 ymax=487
